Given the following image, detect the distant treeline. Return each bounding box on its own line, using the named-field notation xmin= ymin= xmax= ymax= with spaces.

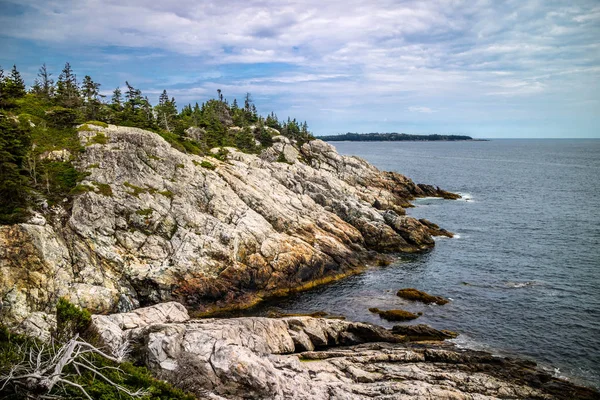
xmin=317 ymin=132 xmax=473 ymax=141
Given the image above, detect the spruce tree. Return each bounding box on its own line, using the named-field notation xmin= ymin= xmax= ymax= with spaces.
xmin=56 ymin=62 xmax=80 ymax=108
xmin=0 ymin=67 xmax=5 ymax=106
xmin=111 ymin=87 xmax=123 ymax=110
xmin=81 ymin=75 xmax=101 ymax=120
xmin=36 ymin=63 xmax=54 ymax=99
xmin=156 ymin=90 xmax=177 ymax=132
xmin=0 ymin=112 xmax=31 ymax=223
xmin=5 ymin=65 xmax=26 ymax=99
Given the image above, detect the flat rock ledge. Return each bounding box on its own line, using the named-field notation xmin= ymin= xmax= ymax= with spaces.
xmin=90 ymin=302 xmax=598 ymax=400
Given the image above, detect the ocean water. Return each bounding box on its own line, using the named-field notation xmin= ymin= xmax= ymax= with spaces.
xmin=249 ymin=139 xmax=600 ymax=388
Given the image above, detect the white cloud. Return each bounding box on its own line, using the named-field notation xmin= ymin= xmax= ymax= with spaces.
xmin=1 ymin=0 xmax=599 ymax=136
xmin=408 ymin=106 xmax=435 ymax=113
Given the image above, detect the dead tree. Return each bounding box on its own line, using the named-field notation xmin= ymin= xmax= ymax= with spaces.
xmin=0 ymin=334 xmax=148 ymax=399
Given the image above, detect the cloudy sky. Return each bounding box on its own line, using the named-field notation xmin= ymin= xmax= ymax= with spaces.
xmin=1 ymin=0 xmax=599 ymax=138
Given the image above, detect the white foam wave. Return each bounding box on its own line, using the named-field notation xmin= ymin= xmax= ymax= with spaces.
xmin=505 ymin=281 xmax=538 ymax=289
xmin=457 ymin=193 xmax=474 ymax=202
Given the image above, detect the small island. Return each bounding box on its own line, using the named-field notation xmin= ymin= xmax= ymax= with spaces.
xmin=317 ymin=132 xmax=475 ymax=141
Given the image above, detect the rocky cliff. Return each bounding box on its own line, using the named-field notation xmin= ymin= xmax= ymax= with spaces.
xmin=0 ymin=123 xmax=457 ymax=336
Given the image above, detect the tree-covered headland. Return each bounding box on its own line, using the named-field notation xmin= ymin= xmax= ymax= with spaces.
xmin=317 ymin=132 xmax=473 ymax=141
xmin=0 ymin=63 xmax=314 ymax=224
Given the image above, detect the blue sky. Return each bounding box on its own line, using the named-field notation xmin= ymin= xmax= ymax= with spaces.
xmin=1 ymin=0 xmax=599 ymax=138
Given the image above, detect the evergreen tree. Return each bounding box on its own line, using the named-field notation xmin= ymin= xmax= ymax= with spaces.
xmin=4 ymin=65 xmax=26 ymax=99
xmin=30 ymin=80 xmax=43 ymax=96
xmin=234 ymin=126 xmax=256 ymax=152
xmin=265 ymin=112 xmax=280 ymax=130
xmin=124 ymin=81 xmax=142 ymax=110
xmin=81 ymin=75 xmax=102 ymax=120
xmin=111 ymin=87 xmax=123 ymax=111
xmin=56 ymin=62 xmax=80 ymax=108
xmin=155 ymin=90 xmax=177 ymax=132
xmin=35 ymin=63 xmax=54 ymax=99
xmin=0 ymin=67 xmax=5 ymax=103
xmin=0 ymin=112 xmax=31 ymax=223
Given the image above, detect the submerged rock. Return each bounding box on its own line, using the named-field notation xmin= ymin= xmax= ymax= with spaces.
xmin=90 ymin=302 xmax=598 ymax=400
xmin=369 ymin=307 xmax=419 ymax=321
xmin=0 ymin=125 xmax=457 ymax=331
xmin=397 ymin=288 xmax=450 ymax=305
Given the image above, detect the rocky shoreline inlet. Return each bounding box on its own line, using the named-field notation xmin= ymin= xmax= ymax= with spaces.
xmin=1 ymin=123 xmax=598 ymax=399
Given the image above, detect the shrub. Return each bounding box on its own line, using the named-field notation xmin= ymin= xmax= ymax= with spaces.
xmin=54 ymin=297 xmax=91 ymax=342
xmin=158 ymin=190 xmax=174 ymax=198
xmin=209 ymin=147 xmax=229 ymax=161
xmin=45 ymin=106 xmax=80 ymax=129
xmin=93 ymin=181 xmax=113 ymax=196
xmin=200 ymin=160 xmax=215 ymax=170
xmin=123 ymin=182 xmax=147 ymax=197
xmin=136 ymin=208 xmax=153 ymax=216
xmin=85 ymin=120 xmax=108 ymax=128
xmin=88 ymin=132 xmax=108 ymax=145
xmin=70 ymin=184 xmax=94 ymax=195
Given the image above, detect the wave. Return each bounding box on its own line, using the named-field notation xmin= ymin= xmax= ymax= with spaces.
xmin=457 ymin=193 xmax=474 ymax=202
xmin=504 ymin=281 xmax=540 ymax=289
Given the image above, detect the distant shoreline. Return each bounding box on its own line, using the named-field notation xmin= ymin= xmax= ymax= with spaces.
xmin=317 ymin=132 xmax=487 ymax=142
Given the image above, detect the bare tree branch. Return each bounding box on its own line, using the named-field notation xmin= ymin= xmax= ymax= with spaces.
xmin=0 ymin=335 xmax=148 ymax=398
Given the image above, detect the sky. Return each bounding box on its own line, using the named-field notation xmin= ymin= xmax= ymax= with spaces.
xmin=0 ymin=0 xmax=599 ymax=138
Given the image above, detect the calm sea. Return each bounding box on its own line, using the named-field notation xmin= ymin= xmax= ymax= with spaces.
xmin=249 ymin=139 xmax=600 ymax=388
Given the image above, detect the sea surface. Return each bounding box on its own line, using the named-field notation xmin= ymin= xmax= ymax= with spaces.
xmin=248 ymin=139 xmax=600 ymax=389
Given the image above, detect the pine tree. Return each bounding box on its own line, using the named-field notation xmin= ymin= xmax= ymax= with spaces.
xmin=0 ymin=67 xmax=6 ymax=107
xmin=0 ymin=112 xmax=31 ymax=223
xmin=124 ymin=81 xmax=142 ymax=110
xmin=111 ymin=87 xmax=123 ymax=110
xmin=156 ymin=90 xmax=177 ymax=132
xmin=4 ymin=65 xmax=26 ymax=99
xmin=81 ymin=76 xmax=102 ymax=120
xmin=30 ymin=80 xmax=43 ymax=96
xmin=56 ymin=62 xmax=80 ymax=108
xmin=36 ymin=63 xmax=54 ymax=99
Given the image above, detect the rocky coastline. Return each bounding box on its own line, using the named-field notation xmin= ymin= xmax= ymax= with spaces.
xmin=2 ymin=124 xmax=598 ymax=398
xmin=88 ymin=302 xmax=599 ymax=400
xmin=1 ymin=123 xmax=456 ymax=335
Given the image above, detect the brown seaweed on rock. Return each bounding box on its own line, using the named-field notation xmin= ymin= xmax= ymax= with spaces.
xmin=397 ymin=288 xmax=450 ymax=305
